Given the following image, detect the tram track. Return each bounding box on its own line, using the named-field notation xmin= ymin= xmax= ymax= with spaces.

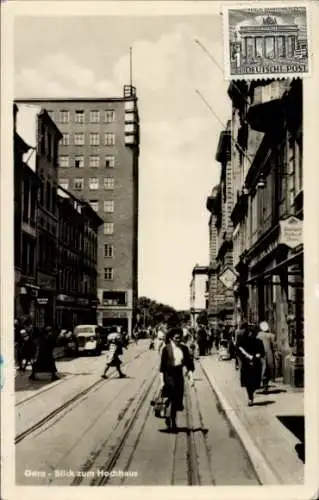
xmin=15 ymin=348 xmax=147 ymax=445
xmin=70 ymin=367 xmax=159 ymax=485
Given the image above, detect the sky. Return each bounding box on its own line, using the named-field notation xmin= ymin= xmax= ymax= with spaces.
xmin=14 ymin=12 xmax=231 ymax=310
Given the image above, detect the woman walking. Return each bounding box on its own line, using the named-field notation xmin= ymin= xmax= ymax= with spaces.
xmin=101 ymin=333 xmax=126 ymax=379
xmin=257 ymin=321 xmax=276 ymax=393
xmin=237 ymin=324 xmax=265 ymax=406
xmin=159 ymin=327 xmax=194 ymax=432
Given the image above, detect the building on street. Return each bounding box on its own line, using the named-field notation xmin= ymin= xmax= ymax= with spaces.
xmin=14 ymin=104 xmax=40 ymax=324
xmin=14 ymin=103 xmax=63 ymax=328
xmin=56 ymin=187 xmax=103 ymax=329
xmin=228 ymin=78 xmax=303 ymax=387
xmin=16 ymin=85 xmax=140 ymax=337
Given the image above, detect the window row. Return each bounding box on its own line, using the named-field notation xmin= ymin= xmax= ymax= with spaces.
xmin=89 ymin=200 xmax=114 ymax=213
xmin=104 ymin=267 xmax=113 ymax=280
xmin=59 ymin=178 xmax=115 ymax=191
xmin=59 ymin=155 xmax=115 ymax=168
xmin=48 ymin=109 xmax=116 ymax=124
xmin=61 ymin=132 xmax=115 ymax=147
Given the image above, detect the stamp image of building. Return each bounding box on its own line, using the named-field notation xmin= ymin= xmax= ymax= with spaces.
xmin=228 ymin=8 xmax=309 ymax=76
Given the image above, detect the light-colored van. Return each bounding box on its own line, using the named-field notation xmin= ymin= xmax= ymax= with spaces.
xmin=73 ymin=325 xmax=102 ymax=355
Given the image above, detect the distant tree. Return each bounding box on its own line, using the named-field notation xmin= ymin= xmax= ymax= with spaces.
xmin=136 ymin=296 xmax=180 ymax=328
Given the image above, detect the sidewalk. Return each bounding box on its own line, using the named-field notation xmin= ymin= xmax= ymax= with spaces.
xmin=200 ymin=352 xmax=304 ymax=485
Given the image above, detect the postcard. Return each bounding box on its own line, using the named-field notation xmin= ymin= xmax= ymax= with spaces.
xmin=1 ymin=2 xmax=319 ymax=500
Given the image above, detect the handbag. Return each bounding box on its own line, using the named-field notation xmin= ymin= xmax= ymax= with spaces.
xmin=150 ymin=388 xmax=170 ymax=419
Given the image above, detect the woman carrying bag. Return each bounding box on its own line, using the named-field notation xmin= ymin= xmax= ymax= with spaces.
xmin=159 ymin=327 xmax=195 ymax=433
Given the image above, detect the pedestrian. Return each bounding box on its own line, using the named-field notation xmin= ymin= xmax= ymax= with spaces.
xmin=197 ymin=325 xmax=207 ymax=356
xmin=234 ymin=320 xmax=247 ymax=370
xmin=237 ymin=324 xmax=265 ymax=406
xmin=101 ymin=333 xmax=126 ymax=379
xmin=257 ymin=321 xmax=276 ymax=393
xmin=159 ymin=327 xmax=195 ymax=433
xmin=156 ymin=328 xmax=166 ymax=354
xmin=29 ymin=326 xmax=59 ymax=382
xmin=20 ymin=326 xmax=36 ymax=371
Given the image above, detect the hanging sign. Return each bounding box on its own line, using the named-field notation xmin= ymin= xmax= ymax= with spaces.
xmin=219 ymin=267 xmax=238 ymax=289
xmin=279 ymin=216 xmax=303 ymax=249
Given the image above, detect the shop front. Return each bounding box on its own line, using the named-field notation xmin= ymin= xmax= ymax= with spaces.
xmin=15 ymin=277 xmax=39 ymax=325
xmin=244 ymin=219 xmax=303 ymax=387
xmin=98 ymin=309 xmax=133 ymax=337
xmin=56 ymin=296 xmax=99 ymax=330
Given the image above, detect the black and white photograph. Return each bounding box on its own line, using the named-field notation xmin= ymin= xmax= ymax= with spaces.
xmin=1 ymin=1 xmax=319 ymax=499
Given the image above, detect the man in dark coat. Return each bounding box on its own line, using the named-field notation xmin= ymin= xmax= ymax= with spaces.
xmin=29 ymin=326 xmax=59 ymax=382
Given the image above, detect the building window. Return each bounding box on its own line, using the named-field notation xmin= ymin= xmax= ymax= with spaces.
xmin=62 ymin=133 xmax=70 ymax=146
xmin=73 ymin=178 xmax=84 ymax=190
xmin=74 ymin=133 xmax=85 ymax=145
xmin=89 ymin=178 xmax=99 ymax=190
xmin=89 ymin=200 xmax=99 ymax=212
xmin=104 ymin=267 xmax=113 ymax=280
xmin=104 ymin=222 xmax=114 ymax=235
xmin=74 ymin=155 xmax=84 ymax=168
xmin=105 ymin=110 xmax=115 ymax=123
xmin=104 ymin=133 xmax=115 ymax=146
xmin=59 ymin=110 xmax=69 ymax=123
xmin=90 ymin=110 xmax=100 ymax=123
xmin=104 ymin=244 xmax=114 ymax=258
xmin=104 ymin=178 xmax=114 ymax=190
xmin=104 ymin=200 xmax=114 ymax=213
xmin=75 ymin=110 xmax=84 ymax=123
xmin=105 ymin=156 xmax=115 ymax=168
xmin=89 ymin=155 xmax=100 ymax=168
xmin=59 ymin=156 xmax=69 ymax=168
xmin=90 ymin=133 xmax=100 ymax=146
xmin=59 ymin=179 xmax=69 ymax=190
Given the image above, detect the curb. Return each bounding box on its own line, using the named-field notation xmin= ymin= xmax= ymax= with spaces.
xmin=200 ymin=360 xmax=282 ymax=485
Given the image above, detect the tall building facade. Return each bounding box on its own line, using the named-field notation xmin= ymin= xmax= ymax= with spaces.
xmin=16 ymin=85 xmax=140 ymax=336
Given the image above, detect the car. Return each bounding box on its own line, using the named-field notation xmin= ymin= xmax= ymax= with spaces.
xmin=73 ymin=325 xmax=103 ymax=355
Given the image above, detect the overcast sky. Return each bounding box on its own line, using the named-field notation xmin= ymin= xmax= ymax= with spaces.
xmin=14 ymin=12 xmax=230 ymax=310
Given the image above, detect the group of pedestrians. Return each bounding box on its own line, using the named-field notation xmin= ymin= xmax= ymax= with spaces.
xmin=15 ymin=319 xmax=59 ymax=382
xmin=235 ymin=320 xmax=276 ymax=406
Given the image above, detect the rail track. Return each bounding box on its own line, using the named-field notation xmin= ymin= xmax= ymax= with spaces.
xmin=71 ymin=363 xmax=220 ymax=486
xmin=15 ymin=348 xmax=147 ymax=445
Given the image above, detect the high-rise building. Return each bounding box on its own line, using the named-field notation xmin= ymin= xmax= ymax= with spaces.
xmin=16 ymin=85 xmax=140 ymax=336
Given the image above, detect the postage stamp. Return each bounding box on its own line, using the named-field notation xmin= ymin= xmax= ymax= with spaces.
xmin=223 ymin=4 xmax=310 ymax=79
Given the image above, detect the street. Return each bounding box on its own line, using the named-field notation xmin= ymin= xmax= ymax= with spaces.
xmin=15 ymin=340 xmax=259 ymax=486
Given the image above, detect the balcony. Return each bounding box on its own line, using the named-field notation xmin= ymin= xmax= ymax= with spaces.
xmin=216 ymin=232 xmax=233 ymax=262
xmin=216 ymin=130 xmax=231 ymax=164
xmin=230 ymin=188 xmax=249 ymax=226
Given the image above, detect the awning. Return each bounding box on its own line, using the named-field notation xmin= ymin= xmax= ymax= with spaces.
xmin=246 ymin=250 xmax=303 ymax=284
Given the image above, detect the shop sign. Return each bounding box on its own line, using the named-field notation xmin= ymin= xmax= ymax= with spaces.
xmin=103 ymin=311 xmax=129 ymax=319
xmin=77 ymin=298 xmax=89 ymax=306
xmin=279 ymin=216 xmax=303 ymax=249
xmin=37 ymin=298 xmax=49 ymax=305
xmin=38 ymin=275 xmax=56 ymax=291
xmin=250 ymin=239 xmax=278 ymax=269
xmin=219 ymin=267 xmax=237 ymax=289
xmin=57 ymin=294 xmax=75 ymax=304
